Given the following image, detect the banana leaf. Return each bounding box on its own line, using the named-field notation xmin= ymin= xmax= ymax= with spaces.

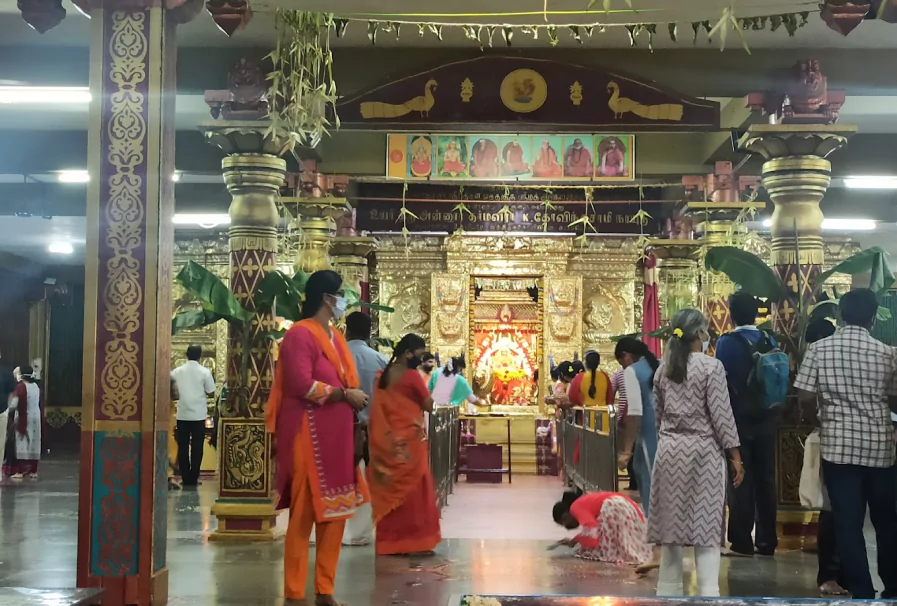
xmin=293 ymin=270 xmax=311 ymax=293
xmin=264 ymin=329 xmax=288 ymax=341
xmin=171 ymin=309 xmax=226 ymax=335
xmin=176 ymin=260 xmax=252 ymax=323
xmin=814 ymin=246 xmax=895 ymax=294
xmin=609 ymin=327 xmax=672 ymax=342
xmin=704 ymin=247 xmax=789 ymax=302
xmin=345 ymin=285 xmax=395 ymax=313
xmin=256 ymin=270 xmax=303 ymax=322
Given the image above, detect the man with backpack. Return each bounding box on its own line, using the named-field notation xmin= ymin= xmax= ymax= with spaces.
xmin=716 ymin=292 xmax=788 ymax=557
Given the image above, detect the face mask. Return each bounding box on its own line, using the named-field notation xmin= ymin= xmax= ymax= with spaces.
xmin=408 ymin=356 xmax=422 ymax=370
xmin=329 ymin=296 xmax=348 ymax=319
xmin=701 ymin=334 xmax=711 ymax=353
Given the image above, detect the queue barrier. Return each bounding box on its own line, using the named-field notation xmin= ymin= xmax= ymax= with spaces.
xmin=428 ymin=405 xmax=459 ymax=509
xmin=558 ymin=405 xmax=619 ymax=494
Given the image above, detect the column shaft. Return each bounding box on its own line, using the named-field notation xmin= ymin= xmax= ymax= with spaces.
xmin=77 ymin=7 xmax=175 ymax=604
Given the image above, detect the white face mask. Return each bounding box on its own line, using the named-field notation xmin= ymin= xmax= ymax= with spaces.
xmin=330 ymin=296 xmax=348 ymax=320
xmin=701 ymin=332 xmax=711 ymax=353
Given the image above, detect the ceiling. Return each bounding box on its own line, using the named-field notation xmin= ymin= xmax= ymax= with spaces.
xmin=3 ymin=0 xmax=897 ymax=49
xmin=0 ymin=216 xmax=86 ymax=265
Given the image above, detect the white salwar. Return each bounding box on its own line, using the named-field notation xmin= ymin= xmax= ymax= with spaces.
xmin=12 ymin=383 xmax=41 ymax=460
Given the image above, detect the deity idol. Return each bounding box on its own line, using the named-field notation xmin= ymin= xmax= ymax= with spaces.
xmin=501 ymin=141 xmax=529 ymax=176
xmin=470 ymin=138 xmax=499 ymax=178
xmin=597 ymin=137 xmax=628 ymax=177
xmin=533 ymin=140 xmax=563 ymax=179
xmin=441 ymin=140 xmax=466 ymax=176
xmin=410 ymin=137 xmax=432 ymax=177
xmin=482 ymin=334 xmax=533 ymax=406
xmin=564 ymin=138 xmax=593 ymax=178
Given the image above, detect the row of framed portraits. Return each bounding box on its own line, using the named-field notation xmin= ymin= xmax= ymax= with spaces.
xmin=386 ymin=133 xmax=636 ymax=182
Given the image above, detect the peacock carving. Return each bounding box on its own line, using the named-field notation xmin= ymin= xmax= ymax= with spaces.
xmin=606 ymin=81 xmax=684 ymax=121
xmin=360 ymin=79 xmax=438 ymax=119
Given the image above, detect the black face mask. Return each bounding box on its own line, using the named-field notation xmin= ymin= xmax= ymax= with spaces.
xmin=407 ymin=356 xmax=422 ymax=370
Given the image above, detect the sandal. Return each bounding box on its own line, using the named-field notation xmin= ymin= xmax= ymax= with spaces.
xmin=315 ymin=596 xmax=346 ymax=606
xmin=820 ymin=581 xmax=849 ymax=596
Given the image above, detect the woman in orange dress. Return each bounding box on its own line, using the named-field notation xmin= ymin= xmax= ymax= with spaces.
xmin=266 ymin=270 xmax=370 ymax=606
xmin=368 ymin=333 xmax=442 ymax=555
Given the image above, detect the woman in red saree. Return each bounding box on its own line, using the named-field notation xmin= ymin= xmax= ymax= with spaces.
xmin=266 ymin=270 xmax=370 ymax=606
xmin=368 ymin=333 xmax=442 ymax=555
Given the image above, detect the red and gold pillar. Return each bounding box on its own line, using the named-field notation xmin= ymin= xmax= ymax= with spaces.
xmin=76 ymin=4 xmax=183 ymax=603
xmin=201 ymin=127 xmax=287 ymax=541
xmin=739 ymin=124 xmax=855 ymax=550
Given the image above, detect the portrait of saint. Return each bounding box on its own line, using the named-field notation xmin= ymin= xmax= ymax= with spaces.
xmin=469 ymin=138 xmax=500 ymax=178
xmin=501 ymin=138 xmax=530 ymax=177
xmin=596 ymin=136 xmax=630 ymax=178
xmin=438 ymin=137 xmax=468 ymax=177
xmin=408 ymin=136 xmax=433 ymax=178
xmin=532 ymin=139 xmax=563 ymax=179
xmin=563 ymin=136 xmax=593 ymax=178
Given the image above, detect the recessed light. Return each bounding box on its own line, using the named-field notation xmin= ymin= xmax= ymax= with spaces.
xmin=843 ymin=176 xmax=897 ymax=190
xmin=0 ymin=86 xmax=91 ymax=105
xmin=48 ymin=242 xmax=74 ymax=254
xmin=762 ymin=218 xmax=875 ymax=231
xmin=172 ymin=172 xmax=181 ymax=182
xmin=57 ymin=170 xmax=89 ymax=184
xmin=172 ymin=213 xmax=231 ymax=228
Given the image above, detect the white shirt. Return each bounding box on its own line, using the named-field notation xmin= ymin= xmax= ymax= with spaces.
xmin=623 ymin=366 xmax=643 ymax=416
xmin=171 ymin=360 xmax=215 ymax=421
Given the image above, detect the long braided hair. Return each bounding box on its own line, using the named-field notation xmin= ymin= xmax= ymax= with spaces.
xmin=584 ymin=351 xmax=601 ymax=399
xmin=378 ymin=333 xmax=427 ymax=389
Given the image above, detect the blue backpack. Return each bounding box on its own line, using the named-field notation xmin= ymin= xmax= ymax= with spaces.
xmin=734 ymin=331 xmax=790 ymax=413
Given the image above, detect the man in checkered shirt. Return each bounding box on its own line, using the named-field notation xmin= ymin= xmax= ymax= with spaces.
xmin=795 ymin=288 xmax=897 ymax=599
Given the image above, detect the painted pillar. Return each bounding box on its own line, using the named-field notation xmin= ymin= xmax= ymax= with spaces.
xmin=77 ymin=5 xmax=177 ymax=604
xmin=649 ymin=240 xmax=701 ymax=325
xmin=739 ymin=124 xmax=855 ymax=550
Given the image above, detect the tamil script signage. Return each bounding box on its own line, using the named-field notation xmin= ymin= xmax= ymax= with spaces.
xmin=354 ymin=182 xmax=664 ymax=235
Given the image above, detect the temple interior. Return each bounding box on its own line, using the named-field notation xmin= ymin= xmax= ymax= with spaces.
xmin=3 ymin=0 xmax=897 ymax=604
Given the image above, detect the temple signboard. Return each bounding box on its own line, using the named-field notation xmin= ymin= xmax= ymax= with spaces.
xmin=387 ymin=133 xmax=635 ymax=182
xmin=337 ymin=56 xmax=719 ymax=132
xmin=354 ymin=183 xmax=664 ymax=235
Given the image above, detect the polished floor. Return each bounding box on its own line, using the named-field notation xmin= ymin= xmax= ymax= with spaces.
xmin=0 ymin=462 xmax=863 ymax=605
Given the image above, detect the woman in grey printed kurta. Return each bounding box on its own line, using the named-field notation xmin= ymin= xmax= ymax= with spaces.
xmin=647 ymin=308 xmax=743 ymax=597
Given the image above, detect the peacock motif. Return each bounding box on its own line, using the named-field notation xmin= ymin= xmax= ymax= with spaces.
xmin=606 ymin=81 xmax=684 ymax=122
xmin=360 ymin=79 xmax=438 ymax=119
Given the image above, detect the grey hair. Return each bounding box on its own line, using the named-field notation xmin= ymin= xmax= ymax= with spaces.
xmin=663 ymin=307 xmax=708 ymax=384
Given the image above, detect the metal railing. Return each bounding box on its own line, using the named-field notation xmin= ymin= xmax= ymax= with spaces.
xmin=558 ymin=406 xmax=618 ymax=493
xmin=428 ymin=405 xmax=459 ymax=509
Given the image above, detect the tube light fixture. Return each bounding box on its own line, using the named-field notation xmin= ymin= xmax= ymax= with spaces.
xmin=0 ymin=86 xmax=91 ymax=104
xmin=843 ymin=176 xmax=897 ymax=190
xmin=171 ymin=172 xmax=181 ymax=182
xmin=57 ymin=170 xmax=89 ymax=183
xmin=762 ymin=218 xmax=876 ymax=231
xmin=48 ymin=242 xmax=74 ymax=254
xmin=172 ymin=213 xmax=231 ymax=228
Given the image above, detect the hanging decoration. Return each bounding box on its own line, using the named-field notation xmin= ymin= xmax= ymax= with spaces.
xmin=266 ymin=11 xmax=339 ymax=152
xmin=397 ymin=181 xmax=417 ymax=257
xmin=332 ymin=7 xmax=813 ymax=52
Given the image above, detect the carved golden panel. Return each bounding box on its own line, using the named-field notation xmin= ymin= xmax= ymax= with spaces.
xmin=379 ymin=278 xmax=431 ymax=343
xmin=582 ymin=279 xmax=635 ymax=349
xmin=220 ymin=418 xmax=270 ymax=495
xmin=543 ymin=275 xmax=583 ymax=366
xmin=430 ymin=273 xmax=470 ymax=358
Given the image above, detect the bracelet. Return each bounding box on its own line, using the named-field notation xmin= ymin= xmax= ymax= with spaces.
xmin=730 ymin=460 xmax=743 ymax=466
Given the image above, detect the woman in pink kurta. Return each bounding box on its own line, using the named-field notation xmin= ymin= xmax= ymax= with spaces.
xmin=266 ymin=270 xmax=370 ymax=606
xmin=552 ymin=491 xmax=652 ymax=564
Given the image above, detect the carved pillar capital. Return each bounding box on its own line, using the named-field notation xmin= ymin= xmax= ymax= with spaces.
xmin=283 ymin=197 xmax=351 ymax=273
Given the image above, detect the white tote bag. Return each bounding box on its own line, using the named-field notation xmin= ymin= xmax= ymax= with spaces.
xmin=799 ymin=430 xmax=824 ymax=509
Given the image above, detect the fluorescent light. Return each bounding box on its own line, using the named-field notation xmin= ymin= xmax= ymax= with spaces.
xmin=0 ymin=86 xmax=91 ymax=104
xmin=762 ymin=218 xmax=875 ymax=231
xmin=843 ymin=176 xmax=897 ymax=190
xmin=173 ymin=213 xmax=230 ymax=228
xmin=171 ymin=172 xmax=181 ymax=182
xmin=48 ymin=242 xmax=74 ymax=255
xmin=57 ymin=170 xmax=89 ymax=183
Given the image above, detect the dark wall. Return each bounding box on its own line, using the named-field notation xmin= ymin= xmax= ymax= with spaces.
xmin=0 ymin=267 xmax=33 ymax=370
xmin=46 ymin=283 xmax=84 ymax=409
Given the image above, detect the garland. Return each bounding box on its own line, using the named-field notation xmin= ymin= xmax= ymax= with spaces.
xmin=266 ymin=11 xmax=339 ymax=152
xmin=330 ymin=7 xmax=813 ymax=51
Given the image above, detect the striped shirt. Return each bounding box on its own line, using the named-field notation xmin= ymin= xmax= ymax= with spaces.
xmin=611 ymin=368 xmax=628 ymax=420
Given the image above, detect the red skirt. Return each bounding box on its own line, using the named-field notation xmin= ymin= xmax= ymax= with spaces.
xmin=375 ymin=471 xmax=442 ymax=555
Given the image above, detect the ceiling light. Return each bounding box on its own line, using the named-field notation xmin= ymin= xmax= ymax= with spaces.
xmin=57 ymin=170 xmax=89 ymax=183
xmin=48 ymin=242 xmax=74 ymax=255
xmin=843 ymin=176 xmax=897 ymax=189
xmin=173 ymin=213 xmax=230 ymax=229
xmin=0 ymin=86 xmax=91 ymax=104
xmin=762 ymin=218 xmax=875 ymax=231
xmin=171 ymin=172 xmax=181 ymax=182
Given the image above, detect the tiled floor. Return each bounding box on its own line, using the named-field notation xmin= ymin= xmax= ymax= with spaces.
xmin=0 ymin=462 xmax=847 ymax=605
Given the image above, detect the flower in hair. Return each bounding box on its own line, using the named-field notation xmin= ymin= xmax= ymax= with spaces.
xmin=672 ymin=328 xmax=684 ymax=339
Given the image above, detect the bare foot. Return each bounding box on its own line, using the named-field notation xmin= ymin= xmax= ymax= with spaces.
xmin=315 ymin=595 xmax=345 ymax=606
xmin=819 ymin=581 xmax=849 ymax=596
xmin=635 ymin=560 xmax=660 ymax=575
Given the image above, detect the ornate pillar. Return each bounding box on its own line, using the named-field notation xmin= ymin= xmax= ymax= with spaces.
xmin=331 ymin=237 xmax=377 ymax=298
xmin=200 ymin=124 xmax=287 ymax=541
xmin=282 ymin=168 xmax=351 ymax=273
xmin=72 ymin=1 xmax=197 ymax=602
xmin=649 ymin=240 xmax=701 ymax=325
xmin=739 ymin=124 xmax=855 ymax=550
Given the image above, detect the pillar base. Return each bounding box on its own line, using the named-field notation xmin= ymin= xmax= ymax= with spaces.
xmin=210 ymin=499 xmax=282 ymax=542
xmin=776 ymin=507 xmax=819 ymax=551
